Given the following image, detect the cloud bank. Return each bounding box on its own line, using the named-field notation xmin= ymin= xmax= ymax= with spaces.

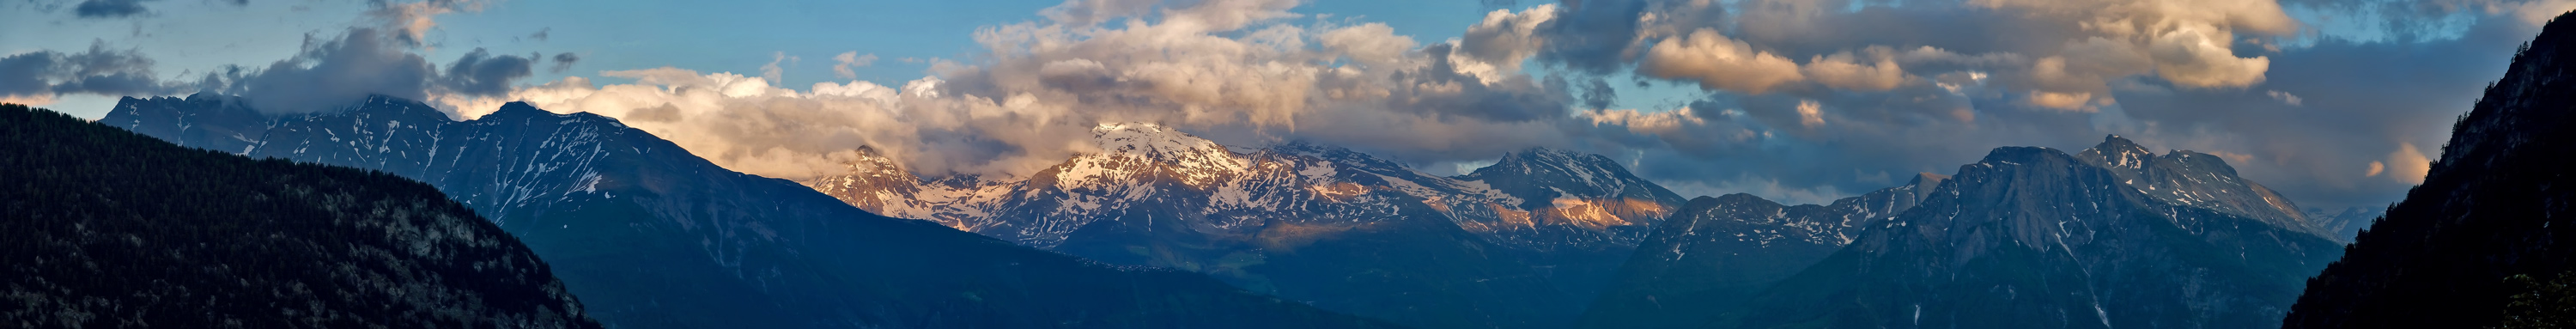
xmin=29 ymin=0 xmax=2548 ymax=209
xmin=403 ymin=0 xmax=2555 ymax=209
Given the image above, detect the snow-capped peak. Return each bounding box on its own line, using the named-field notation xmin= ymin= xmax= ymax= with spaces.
xmin=841 ymin=145 xmax=910 ymax=179
xmin=1072 ymin=123 xmax=1249 ymax=185
xmin=2078 ymin=135 xmax=2154 ymax=172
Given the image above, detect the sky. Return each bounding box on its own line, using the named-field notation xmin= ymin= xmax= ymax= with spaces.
xmin=4 ymin=0 xmax=2567 ymax=210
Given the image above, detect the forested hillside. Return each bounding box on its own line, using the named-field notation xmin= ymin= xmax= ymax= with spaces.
xmin=0 ymin=103 xmax=601 ymax=328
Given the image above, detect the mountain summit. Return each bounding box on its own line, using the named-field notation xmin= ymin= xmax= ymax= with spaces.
xmin=2072 ymin=135 xmax=2322 ymax=237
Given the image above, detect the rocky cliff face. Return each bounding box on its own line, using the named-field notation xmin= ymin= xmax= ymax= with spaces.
xmin=2074 ymin=135 xmax=2321 ymax=236
xmin=99 ymin=95 xmax=1398 ymax=329
xmin=2285 ymin=11 xmax=2576 ymax=328
xmin=2 ymin=104 xmax=599 ymax=329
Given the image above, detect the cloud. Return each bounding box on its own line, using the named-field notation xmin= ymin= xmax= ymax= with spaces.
xmin=761 ymin=52 xmax=797 ymax=82
xmin=550 ymin=52 xmax=580 ymax=73
xmin=440 ymin=48 xmax=534 ymax=96
xmin=196 ymin=27 xmax=546 ymax=113
xmin=2268 ymin=90 xmax=2300 ymax=106
xmin=2361 ymin=142 xmax=2428 ymax=183
xmin=1637 ymin=28 xmax=1806 ymax=94
xmin=2145 ymin=24 xmax=2269 ymax=88
xmin=0 ymin=40 xmax=186 ymax=101
xmin=2026 ymin=91 xmax=2096 ymax=112
xmin=1794 ymin=99 xmax=1824 ymax=127
xmin=1321 ymin=23 xmax=1418 ymax=68
xmin=366 ymin=0 xmax=495 ymax=46
xmin=831 ymin=52 xmax=878 ymax=79
xmin=383 ymin=0 xmax=2533 ymax=210
xmin=425 ymin=0 xmax=1588 ymax=180
xmin=73 ymin=0 xmax=149 ymax=18
xmin=204 ymin=27 xmax=439 ymax=113
xmin=1457 ymin=4 xmax=1555 ymax=72
xmin=1802 ymin=50 xmax=1909 ymax=91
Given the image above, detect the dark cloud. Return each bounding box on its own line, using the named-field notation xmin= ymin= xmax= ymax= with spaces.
xmin=187 ymin=27 xmax=553 ymax=113
xmin=528 ymin=27 xmax=550 ymax=41
xmin=550 ymin=52 xmax=579 ymax=73
xmin=0 ymin=40 xmax=185 ymax=99
xmin=1532 ymin=0 xmax=1652 ymax=74
xmin=1560 ymin=13 xmax=2538 ymax=209
xmin=440 ymin=48 xmax=534 ymax=96
xmin=72 ymin=0 xmax=149 ymax=18
xmin=1575 ymin=76 xmax=1615 ymax=109
xmin=203 ymin=27 xmax=438 ymax=113
xmin=1400 ymin=43 xmax=1573 ymax=122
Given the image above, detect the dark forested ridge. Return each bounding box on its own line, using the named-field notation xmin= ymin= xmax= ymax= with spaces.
xmin=101 ymin=95 xmax=1401 ymax=329
xmin=0 ymin=104 xmax=601 ymax=328
xmin=2283 ymin=11 xmax=2576 ymax=328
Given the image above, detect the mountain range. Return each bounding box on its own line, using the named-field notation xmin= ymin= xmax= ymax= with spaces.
xmin=98 ymin=94 xmax=1396 ymax=329
xmin=809 ymin=117 xmax=2352 ymax=328
xmin=1576 ymin=135 xmax=2344 ymax=328
xmin=804 ymin=125 xmax=1682 ymax=328
xmin=85 ymin=83 xmax=2388 ymax=329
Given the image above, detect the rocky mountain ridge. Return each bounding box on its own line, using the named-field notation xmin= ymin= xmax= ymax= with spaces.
xmin=97 ymin=94 xmax=1400 ymax=329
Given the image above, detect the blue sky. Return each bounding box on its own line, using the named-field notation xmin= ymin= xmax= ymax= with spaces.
xmin=3 ymin=0 xmax=2559 ymax=210
xmin=6 ymin=0 xmax=1531 ymax=118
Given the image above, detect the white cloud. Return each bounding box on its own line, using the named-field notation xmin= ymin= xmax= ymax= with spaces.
xmin=1319 ymin=23 xmax=1418 ymax=68
xmin=760 ymin=52 xmax=799 ymax=82
xmin=2386 ymin=143 xmax=2431 ymax=184
xmin=2148 ymin=24 xmax=2269 ymax=88
xmin=2026 ymin=91 xmax=2096 ymax=112
xmin=367 ymin=0 xmax=495 ymax=46
xmin=1795 ymin=100 xmax=1825 ymax=127
xmin=1457 ymin=4 xmax=1556 ymax=72
xmin=1803 ymin=51 xmax=1909 ymax=91
xmin=442 ymin=0 xmax=1584 ymax=181
xmin=832 ymin=52 xmax=878 ymax=79
xmin=2269 ymin=90 xmax=2301 ymax=106
xmin=1638 ymin=28 xmax=1807 ymax=94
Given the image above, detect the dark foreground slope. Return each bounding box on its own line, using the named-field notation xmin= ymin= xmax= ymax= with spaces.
xmin=0 ymin=104 xmax=601 ymax=328
xmin=102 ymin=96 xmax=1398 ymax=329
xmin=2284 ymin=11 xmax=2576 ymax=328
